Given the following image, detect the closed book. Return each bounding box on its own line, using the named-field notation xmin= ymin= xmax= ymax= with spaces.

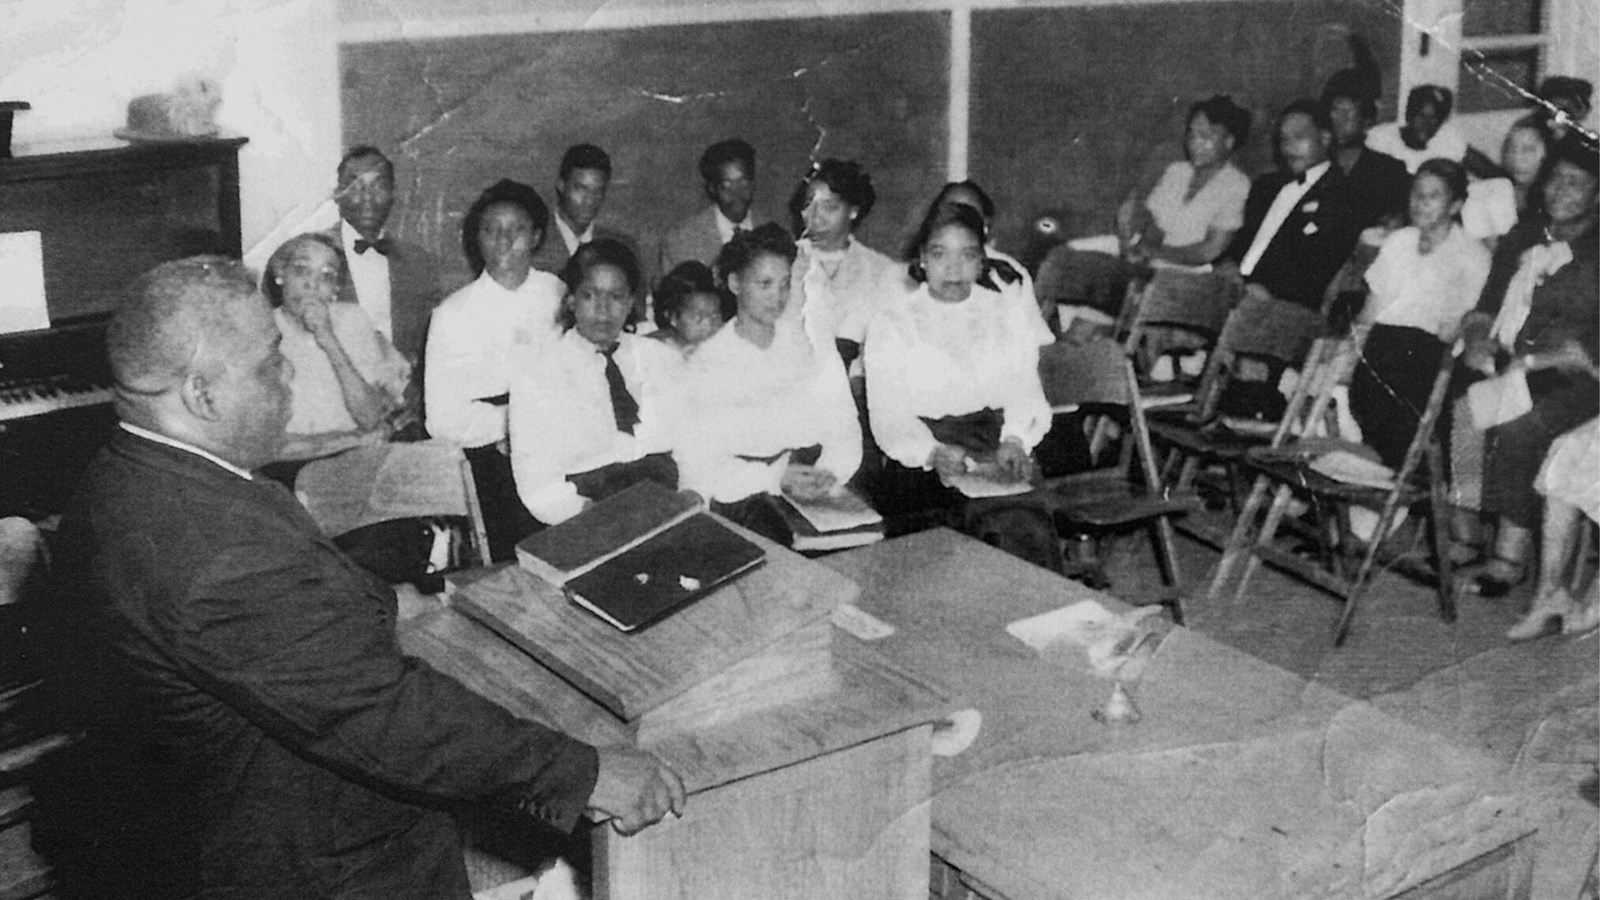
xmin=516 ymin=481 xmax=703 ymax=586
xmin=564 ymin=513 xmax=766 ymax=632
xmin=773 ymin=490 xmax=885 ymax=553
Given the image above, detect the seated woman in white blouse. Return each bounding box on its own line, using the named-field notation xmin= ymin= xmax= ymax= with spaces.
xmin=788 ymin=159 xmax=903 ymax=366
xmin=1035 ymin=95 xmax=1252 ymax=333
xmin=864 ymin=203 xmax=1052 ymax=520
xmin=264 ymin=232 xmax=411 ymax=464
xmin=675 ymin=223 xmax=863 ymax=545
xmin=425 ymin=179 xmax=564 ymax=559
xmin=510 ymin=239 xmax=679 ymax=526
xmin=1350 ymin=158 xmax=1491 ymax=469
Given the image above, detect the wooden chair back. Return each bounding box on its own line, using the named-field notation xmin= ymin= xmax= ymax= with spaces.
xmin=1191 ymin=294 xmax=1327 ymax=419
xmin=1125 ymin=269 xmax=1235 ymax=345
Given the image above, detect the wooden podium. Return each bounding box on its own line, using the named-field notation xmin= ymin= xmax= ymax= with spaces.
xmin=400 ymin=523 xmax=948 ymax=899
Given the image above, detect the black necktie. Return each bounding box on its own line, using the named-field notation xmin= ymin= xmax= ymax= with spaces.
xmin=354 ymin=236 xmax=392 ymax=256
xmin=600 ymin=344 xmax=640 ymax=435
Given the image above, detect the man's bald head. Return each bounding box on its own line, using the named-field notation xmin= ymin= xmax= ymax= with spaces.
xmin=108 ymin=256 xmax=262 ymax=399
xmin=108 ymin=256 xmax=292 ymax=469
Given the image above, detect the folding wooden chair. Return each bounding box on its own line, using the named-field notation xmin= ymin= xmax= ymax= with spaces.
xmin=1148 ymin=294 xmax=1328 ymax=536
xmin=1030 ymin=337 xmax=1201 ymax=616
xmin=1205 ymin=340 xmax=1458 ymax=646
xmin=1120 ymin=268 xmax=1237 ymax=402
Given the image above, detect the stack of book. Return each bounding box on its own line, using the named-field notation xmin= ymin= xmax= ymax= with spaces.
xmin=516 ymin=482 xmax=765 ymax=632
xmin=773 ymin=488 xmax=885 ymax=552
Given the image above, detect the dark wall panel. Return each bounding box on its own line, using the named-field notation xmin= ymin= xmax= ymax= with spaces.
xmin=341 ymin=13 xmax=948 ymax=289
xmin=971 ymin=2 xmax=1400 ymax=255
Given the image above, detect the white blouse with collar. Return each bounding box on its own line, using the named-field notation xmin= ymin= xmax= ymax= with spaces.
xmin=673 ymin=320 xmax=862 ymax=504
xmin=864 ymin=282 xmax=1052 ymax=469
xmin=789 ymin=237 xmax=906 ymax=349
xmin=509 ymin=329 xmax=680 ymax=524
xmin=424 ymin=269 xmax=563 ymax=449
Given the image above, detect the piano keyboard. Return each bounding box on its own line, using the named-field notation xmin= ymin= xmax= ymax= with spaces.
xmin=0 ymin=374 xmax=112 ymax=422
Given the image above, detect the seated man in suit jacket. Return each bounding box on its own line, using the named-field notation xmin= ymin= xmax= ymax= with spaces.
xmin=32 ymin=256 xmax=683 ymax=897
xmin=530 ymin=143 xmax=640 ymax=278
xmin=1219 ymin=98 xmax=1365 ymax=312
xmin=659 ymin=138 xmax=773 ymax=273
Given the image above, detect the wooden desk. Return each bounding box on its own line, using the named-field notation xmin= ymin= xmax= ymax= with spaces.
xmin=821 ymin=530 xmax=1557 ymax=900
xmin=400 ymin=561 xmax=949 ymax=899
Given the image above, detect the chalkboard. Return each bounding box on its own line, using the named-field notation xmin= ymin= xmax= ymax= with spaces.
xmin=970 ymin=2 xmax=1400 ymax=256
xmin=341 ymin=12 xmax=949 ymax=290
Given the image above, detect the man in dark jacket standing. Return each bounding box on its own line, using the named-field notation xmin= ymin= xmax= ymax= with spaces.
xmin=36 ymin=256 xmax=683 ymax=898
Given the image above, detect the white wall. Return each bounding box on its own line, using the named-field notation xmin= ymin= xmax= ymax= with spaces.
xmin=0 ymin=0 xmax=341 ymax=255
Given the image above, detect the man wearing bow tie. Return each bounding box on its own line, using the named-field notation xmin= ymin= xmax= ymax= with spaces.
xmin=332 ymin=146 xmax=443 ymax=370
xmin=1219 ymin=99 xmax=1364 ymax=312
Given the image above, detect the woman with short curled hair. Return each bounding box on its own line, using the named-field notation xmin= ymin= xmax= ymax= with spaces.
xmin=786 ymin=158 xmax=903 ymax=364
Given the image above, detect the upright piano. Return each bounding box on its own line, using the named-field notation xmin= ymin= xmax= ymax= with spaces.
xmin=0 ymin=136 xmax=246 ymax=519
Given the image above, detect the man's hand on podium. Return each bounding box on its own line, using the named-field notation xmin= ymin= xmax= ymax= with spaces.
xmin=589 ymin=747 xmax=687 ymax=835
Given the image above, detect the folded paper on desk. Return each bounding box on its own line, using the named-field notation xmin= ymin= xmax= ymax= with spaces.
xmin=1007 ymin=599 xmax=1169 ymax=681
xmin=563 ymin=512 xmax=766 ymax=632
xmin=517 ymin=480 xmax=703 ymax=585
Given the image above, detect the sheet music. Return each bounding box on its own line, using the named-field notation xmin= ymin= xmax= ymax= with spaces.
xmin=0 ymin=232 xmax=49 ymax=335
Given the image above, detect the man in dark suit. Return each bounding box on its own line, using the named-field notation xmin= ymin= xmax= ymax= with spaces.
xmin=529 ymin=143 xmax=639 ymax=278
xmin=659 ymin=138 xmax=773 ymax=274
xmin=1220 ymin=98 xmax=1365 ymax=312
xmin=331 ymin=146 xmax=443 ymax=367
xmin=1321 ymin=70 xmax=1412 ymax=230
xmin=34 ymin=257 xmax=683 ymax=898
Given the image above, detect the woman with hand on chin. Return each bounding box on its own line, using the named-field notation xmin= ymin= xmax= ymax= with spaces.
xmin=510 ymin=239 xmax=679 ymax=527
xmin=673 ymin=224 xmax=863 ymax=545
xmin=787 ymin=159 xmax=902 ymax=366
xmin=265 ymin=232 xmax=410 ymax=464
xmin=863 ymin=203 xmax=1051 ymax=522
xmin=426 ymin=179 xmax=564 ymax=559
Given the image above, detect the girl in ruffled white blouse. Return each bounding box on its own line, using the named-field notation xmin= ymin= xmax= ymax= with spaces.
xmin=863 ymin=203 xmax=1051 ymax=513
xmin=674 ymin=224 xmax=863 ymax=545
xmin=509 ymin=240 xmax=680 ymax=526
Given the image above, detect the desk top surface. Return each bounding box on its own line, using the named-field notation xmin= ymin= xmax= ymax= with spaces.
xmin=821 ymin=529 xmax=1553 ymax=900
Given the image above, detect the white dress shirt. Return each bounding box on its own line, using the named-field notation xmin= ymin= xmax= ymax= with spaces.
xmin=276 ymin=303 xmax=410 ymax=435
xmin=1363 ymin=224 xmax=1491 ymax=338
xmin=1240 ymin=161 xmax=1331 ymax=278
xmin=424 ymin=269 xmax=563 ymax=449
xmin=120 ymin=422 xmax=254 ymax=480
xmin=674 ymin=320 xmax=862 ymax=503
xmin=554 ymin=214 xmax=595 ymax=257
xmin=509 ymin=329 xmax=679 ymax=524
xmin=789 ymin=237 xmax=905 ymax=349
xmin=340 ymin=220 xmax=394 ymax=342
xmin=864 ymin=282 xmax=1052 ymax=469
xmin=714 ymin=206 xmax=751 ymax=245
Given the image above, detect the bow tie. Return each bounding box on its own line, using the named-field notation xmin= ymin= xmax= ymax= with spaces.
xmin=354 ymin=236 xmax=392 ymax=256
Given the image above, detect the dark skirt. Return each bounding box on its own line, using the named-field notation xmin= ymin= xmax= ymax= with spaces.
xmin=1349 ymin=323 xmax=1446 ymax=470
xmin=1482 ymin=370 xmax=1600 ymax=528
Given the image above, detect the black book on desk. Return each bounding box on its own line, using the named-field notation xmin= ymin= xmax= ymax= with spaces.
xmin=516 ymin=481 xmax=703 ymax=586
xmin=563 ymin=513 xmax=766 ymax=632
